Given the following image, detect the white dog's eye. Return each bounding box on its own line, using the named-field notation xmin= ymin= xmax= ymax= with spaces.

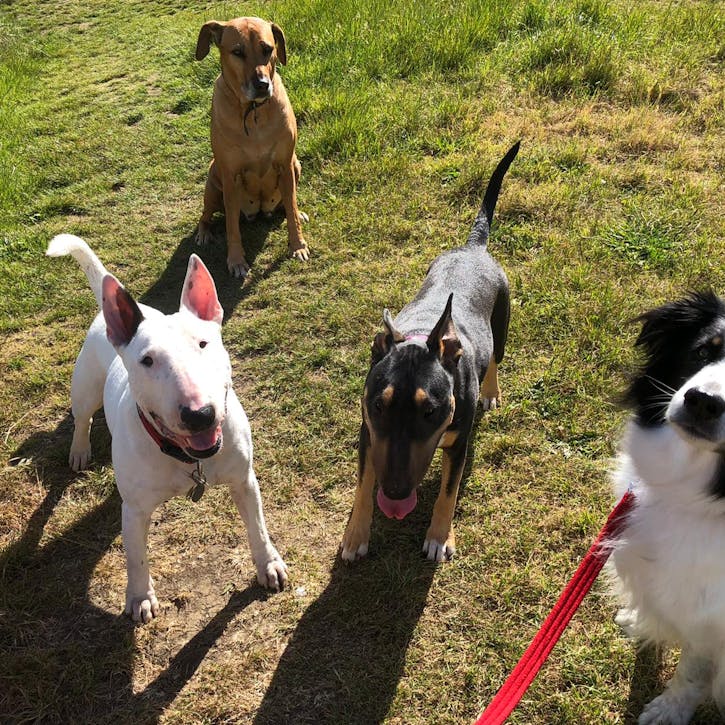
xmin=199 ymin=340 xmax=208 ymax=349
xmin=140 ymin=355 xmax=153 ymax=367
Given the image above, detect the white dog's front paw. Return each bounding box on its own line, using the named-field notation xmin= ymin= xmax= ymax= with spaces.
xmin=125 ymin=588 xmax=160 ymax=624
xmin=639 ymin=692 xmax=696 ymax=725
xmin=256 ymin=550 xmax=288 ymax=591
xmin=69 ymin=446 xmax=92 ymax=472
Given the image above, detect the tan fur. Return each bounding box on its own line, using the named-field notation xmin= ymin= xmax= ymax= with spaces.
xmin=481 ymin=357 xmax=501 ymax=406
xmin=195 ymin=17 xmax=309 ymax=278
xmin=425 ymin=448 xmax=464 ymax=555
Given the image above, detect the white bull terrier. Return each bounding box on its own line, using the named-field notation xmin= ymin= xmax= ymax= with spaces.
xmin=47 ymin=234 xmax=288 ymax=623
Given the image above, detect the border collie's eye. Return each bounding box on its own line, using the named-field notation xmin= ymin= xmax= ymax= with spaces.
xmin=199 ymin=340 xmax=208 ymax=349
xmin=141 ymin=355 xmax=153 ymax=367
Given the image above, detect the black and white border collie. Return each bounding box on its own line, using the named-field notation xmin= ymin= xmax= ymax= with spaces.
xmin=611 ymin=291 xmax=725 ymax=724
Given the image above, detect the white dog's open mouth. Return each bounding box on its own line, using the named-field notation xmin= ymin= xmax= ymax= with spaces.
xmin=150 ymin=411 xmax=224 ymax=459
xmin=181 ymin=426 xmax=223 ymax=458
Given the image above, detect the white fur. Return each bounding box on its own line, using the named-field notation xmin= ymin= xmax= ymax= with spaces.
xmin=611 ymin=360 xmax=725 ymax=722
xmin=48 ymin=234 xmax=287 ymax=623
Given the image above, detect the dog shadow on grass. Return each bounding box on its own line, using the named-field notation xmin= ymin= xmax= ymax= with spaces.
xmin=141 ymin=216 xmax=287 ymax=319
xmin=254 ymin=409 xmax=488 ymax=725
xmin=1 ymin=392 xmax=265 ymax=722
xmin=623 ymin=646 xmax=722 ymax=724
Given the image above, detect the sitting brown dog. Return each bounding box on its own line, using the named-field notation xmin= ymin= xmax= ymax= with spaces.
xmin=195 ymin=17 xmax=309 ymax=278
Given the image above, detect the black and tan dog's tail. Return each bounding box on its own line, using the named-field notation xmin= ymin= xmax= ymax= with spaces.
xmin=466 ymin=140 xmax=520 ymax=247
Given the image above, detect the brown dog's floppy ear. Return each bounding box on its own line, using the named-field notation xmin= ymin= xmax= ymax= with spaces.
xmin=428 ymin=294 xmax=462 ymax=369
xmin=271 ymin=22 xmax=287 ymax=65
xmin=196 ymin=21 xmax=226 ymax=60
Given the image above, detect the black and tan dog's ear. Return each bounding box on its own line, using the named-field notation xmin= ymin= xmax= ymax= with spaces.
xmin=271 ymin=23 xmax=287 ymax=65
xmin=428 ymin=294 xmax=462 ymax=368
xmin=196 ymin=21 xmax=226 ymax=60
xmin=371 ymin=309 xmax=404 ymax=363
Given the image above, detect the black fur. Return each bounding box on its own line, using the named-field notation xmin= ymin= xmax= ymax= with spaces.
xmin=623 ymin=290 xmax=725 ymax=427
xmin=362 ymin=142 xmax=519 ymax=505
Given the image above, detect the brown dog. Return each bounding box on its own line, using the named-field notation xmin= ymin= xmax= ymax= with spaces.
xmin=195 ymin=17 xmax=309 ymax=278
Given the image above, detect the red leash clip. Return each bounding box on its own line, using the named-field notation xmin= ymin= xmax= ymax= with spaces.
xmin=474 ymin=490 xmax=636 ymax=725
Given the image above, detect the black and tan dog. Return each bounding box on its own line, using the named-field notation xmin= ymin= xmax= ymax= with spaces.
xmin=341 ymin=142 xmax=519 ymax=563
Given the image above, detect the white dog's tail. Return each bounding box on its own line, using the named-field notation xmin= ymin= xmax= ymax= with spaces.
xmin=46 ymin=234 xmax=109 ymax=308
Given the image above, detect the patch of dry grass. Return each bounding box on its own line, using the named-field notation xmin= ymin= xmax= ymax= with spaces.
xmin=1 ymin=0 xmax=724 ymax=723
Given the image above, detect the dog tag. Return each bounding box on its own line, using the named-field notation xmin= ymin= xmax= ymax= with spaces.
xmin=187 ymin=463 xmax=207 ymax=502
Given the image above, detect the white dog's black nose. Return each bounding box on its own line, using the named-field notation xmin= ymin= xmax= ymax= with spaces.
xmin=683 ymin=388 xmax=725 ymax=421
xmin=181 ymin=404 xmax=216 ymax=431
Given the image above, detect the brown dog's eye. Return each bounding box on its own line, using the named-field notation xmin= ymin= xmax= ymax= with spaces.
xmin=232 ymin=47 xmax=245 ymax=58
xmin=261 ymin=43 xmax=273 ymax=56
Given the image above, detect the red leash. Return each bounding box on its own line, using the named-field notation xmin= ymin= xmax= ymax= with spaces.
xmin=474 ymin=490 xmax=635 ymax=725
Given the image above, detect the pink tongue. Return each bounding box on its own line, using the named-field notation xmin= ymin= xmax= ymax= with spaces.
xmin=377 ymin=487 xmax=418 ymax=520
xmin=184 ymin=426 xmax=221 ymax=452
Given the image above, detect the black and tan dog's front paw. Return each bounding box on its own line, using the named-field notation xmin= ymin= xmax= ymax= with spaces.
xmin=341 ymin=519 xmax=370 ymax=562
xmin=423 ymin=525 xmax=456 ymax=562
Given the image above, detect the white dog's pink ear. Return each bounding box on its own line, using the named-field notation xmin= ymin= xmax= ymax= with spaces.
xmin=102 ymin=275 xmax=143 ymax=347
xmin=180 ymin=255 xmax=224 ymax=325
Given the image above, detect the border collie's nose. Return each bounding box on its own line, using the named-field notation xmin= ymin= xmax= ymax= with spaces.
xmin=683 ymin=388 xmax=725 ymax=421
xmin=181 ymin=404 xmax=216 ymax=431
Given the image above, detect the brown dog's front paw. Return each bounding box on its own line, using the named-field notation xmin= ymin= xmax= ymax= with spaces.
xmin=289 ymin=241 xmax=310 ymax=262
xmin=196 ymin=222 xmax=215 ymax=246
xmin=227 ymin=248 xmax=250 ymax=279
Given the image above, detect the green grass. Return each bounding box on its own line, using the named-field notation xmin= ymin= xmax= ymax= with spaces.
xmin=1 ymin=0 xmax=723 ymax=723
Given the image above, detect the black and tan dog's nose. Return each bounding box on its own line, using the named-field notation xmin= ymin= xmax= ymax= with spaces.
xmin=683 ymin=388 xmax=725 ymax=421
xmin=181 ymin=404 xmax=216 ymax=431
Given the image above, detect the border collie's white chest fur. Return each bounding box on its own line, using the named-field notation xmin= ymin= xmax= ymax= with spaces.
xmin=613 ymin=422 xmax=725 ymax=651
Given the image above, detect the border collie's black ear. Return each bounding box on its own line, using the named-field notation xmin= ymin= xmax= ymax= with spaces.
xmin=428 ymin=294 xmax=462 ymax=369
xmin=635 ymin=291 xmax=723 ymax=360
xmin=622 ymin=290 xmax=725 ymax=425
xmin=371 ymin=309 xmax=404 ymax=364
